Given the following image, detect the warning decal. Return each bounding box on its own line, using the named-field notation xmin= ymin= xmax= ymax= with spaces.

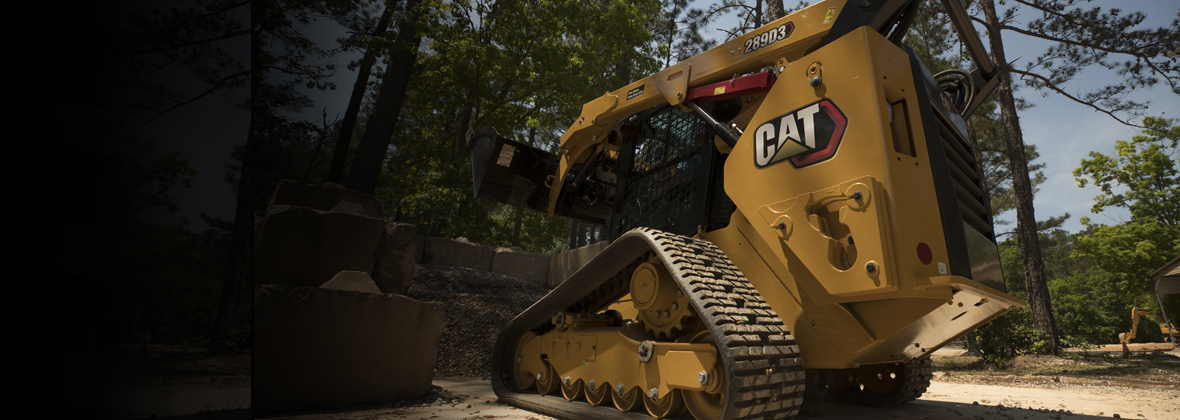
xmin=497 ymin=144 xmax=515 ymax=167
xmin=627 ymin=85 xmax=645 ymax=100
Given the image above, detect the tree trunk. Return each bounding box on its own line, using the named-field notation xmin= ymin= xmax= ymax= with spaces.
xmin=766 ymin=0 xmax=786 ymax=21
xmin=327 ymin=7 xmax=393 ymax=184
xmin=755 ymin=0 xmax=763 ymax=27
xmin=980 ymin=0 xmax=1059 ymax=354
xmin=210 ymin=120 xmax=254 ymax=355
xmin=346 ymin=0 xmax=424 ymax=195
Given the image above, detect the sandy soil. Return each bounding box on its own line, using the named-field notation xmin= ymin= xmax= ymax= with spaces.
xmin=76 ymin=265 xmax=1179 ymax=420
xmin=260 ymin=375 xmax=1178 ymax=420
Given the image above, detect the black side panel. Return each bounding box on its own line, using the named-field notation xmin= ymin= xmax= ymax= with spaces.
xmin=908 ymin=51 xmax=971 ymax=278
xmin=822 ymin=0 xmax=889 ymax=46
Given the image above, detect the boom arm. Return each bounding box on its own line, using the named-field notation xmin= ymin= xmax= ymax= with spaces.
xmin=544 ymin=0 xmax=999 ymax=215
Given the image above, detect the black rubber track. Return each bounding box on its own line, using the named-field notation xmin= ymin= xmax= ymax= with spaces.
xmin=491 ymin=228 xmax=806 ymax=420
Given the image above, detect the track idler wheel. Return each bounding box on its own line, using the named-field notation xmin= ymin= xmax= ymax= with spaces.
xmin=682 ymin=331 xmax=725 ymax=420
xmin=536 ymin=362 xmax=560 ymax=395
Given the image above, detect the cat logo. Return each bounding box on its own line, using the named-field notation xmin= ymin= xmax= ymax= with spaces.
xmin=753 ymin=99 xmax=847 ymax=168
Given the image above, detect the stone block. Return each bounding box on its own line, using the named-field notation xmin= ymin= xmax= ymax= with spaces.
xmin=372 ymin=223 xmax=418 ymax=295
xmin=414 ymin=234 xmax=426 ymax=264
xmin=255 ymin=205 xmax=384 ymax=287
xmin=423 ymin=237 xmax=493 ymax=271
xmin=548 ymin=241 xmax=609 ymax=288
xmin=320 ymin=271 xmax=381 ymax=294
xmin=266 ymin=179 xmax=382 ymax=217
xmin=490 ymin=248 xmax=551 ymax=288
xmin=254 ymin=284 xmax=444 ymax=412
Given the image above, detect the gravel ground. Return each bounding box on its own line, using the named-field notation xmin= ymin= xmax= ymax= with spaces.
xmin=406 ymin=264 xmax=550 ymax=378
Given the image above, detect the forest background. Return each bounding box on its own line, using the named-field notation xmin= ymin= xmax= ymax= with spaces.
xmin=22 ymin=0 xmax=1178 ymax=360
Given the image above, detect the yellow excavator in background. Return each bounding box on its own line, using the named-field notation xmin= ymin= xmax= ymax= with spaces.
xmin=467 ymin=1 xmax=1026 ymax=418
xmin=1119 ymin=307 xmax=1172 ymax=353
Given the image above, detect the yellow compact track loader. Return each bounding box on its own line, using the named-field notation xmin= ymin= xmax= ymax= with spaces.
xmin=466 ymin=1 xmax=1026 ymax=418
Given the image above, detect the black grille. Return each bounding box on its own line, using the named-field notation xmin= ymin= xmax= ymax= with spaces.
xmin=933 ymin=112 xmax=992 ymax=238
xmin=611 ymin=105 xmax=719 ymax=237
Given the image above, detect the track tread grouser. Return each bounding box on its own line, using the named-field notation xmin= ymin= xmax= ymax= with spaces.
xmin=492 ymin=228 xmax=806 ymax=420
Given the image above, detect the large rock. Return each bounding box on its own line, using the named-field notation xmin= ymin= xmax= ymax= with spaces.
xmin=548 ymin=241 xmax=609 ymax=288
xmin=372 ymin=223 xmax=417 ymax=295
xmin=254 ymin=284 xmax=444 ymax=413
xmin=423 ymin=237 xmax=493 ymax=271
xmin=491 ymin=248 xmax=551 ymax=288
xmin=255 ymin=205 xmax=384 ymax=287
xmin=320 ymin=271 xmax=382 ymax=294
xmin=266 ymin=179 xmax=382 ymax=217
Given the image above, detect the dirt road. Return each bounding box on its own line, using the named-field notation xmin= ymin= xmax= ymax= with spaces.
xmin=260 ymin=376 xmax=1177 ymax=420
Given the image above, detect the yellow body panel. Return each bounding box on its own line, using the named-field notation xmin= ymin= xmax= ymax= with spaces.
xmin=707 ymin=27 xmax=1021 ymax=369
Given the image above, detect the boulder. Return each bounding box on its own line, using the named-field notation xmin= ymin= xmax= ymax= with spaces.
xmin=548 ymin=240 xmax=609 ymax=288
xmin=423 ymin=237 xmax=493 ymax=271
xmin=372 ymin=223 xmax=418 ymax=295
xmin=329 ymin=201 xmax=368 ymax=216
xmin=266 ymin=179 xmax=382 ymax=217
xmin=320 ymin=271 xmax=382 ymax=294
xmin=254 ymin=205 xmax=384 ymax=287
xmin=254 ymin=284 xmax=444 ymax=413
xmin=491 ymin=248 xmax=551 ymax=288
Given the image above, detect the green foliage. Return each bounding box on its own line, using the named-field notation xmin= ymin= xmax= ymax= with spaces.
xmin=361 ymin=0 xmax=665 ymax=253
xmin=964 ymin=307 xmax=1049 ymax=368
xmin=1049 ymin=270 xmax=1125 ymax=346
xmin=1074 ymin=116 xmax=1179 ymax=226
xmin=1073 ymin=220 xmax=1179 ymax=302
xmin=1073 ymin=116 xmax=1179 ymax=319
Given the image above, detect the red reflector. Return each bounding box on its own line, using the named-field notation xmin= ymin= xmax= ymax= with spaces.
xmin=917 ymin=242 xmax=932 ymax=265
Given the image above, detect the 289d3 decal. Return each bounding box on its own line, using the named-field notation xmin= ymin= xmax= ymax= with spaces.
xmin=753 ymin=99 xmax=847 ymax=168
xmin=743 ymin=22 xmax=794 ymax=54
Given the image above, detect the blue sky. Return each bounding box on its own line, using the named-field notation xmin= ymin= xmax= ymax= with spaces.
xmin=964 ymin=0 xmax=1178 ymax=235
